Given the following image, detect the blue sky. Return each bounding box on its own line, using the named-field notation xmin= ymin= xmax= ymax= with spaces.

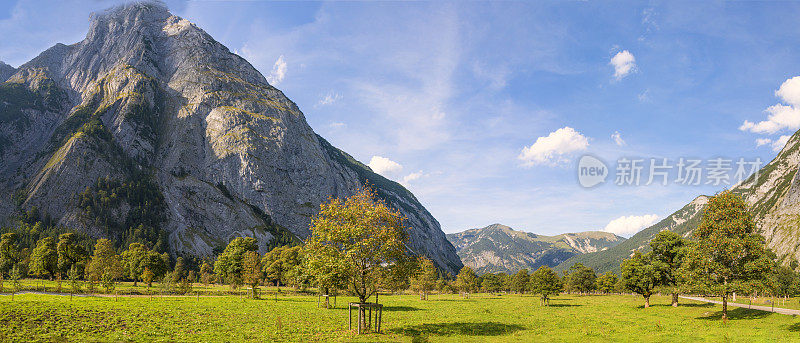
xmin=3 ymin=0 xmax=800 ymax=236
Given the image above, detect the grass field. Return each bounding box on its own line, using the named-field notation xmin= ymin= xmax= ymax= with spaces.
xmin=2 ymin=288 xmax=800 ymax=342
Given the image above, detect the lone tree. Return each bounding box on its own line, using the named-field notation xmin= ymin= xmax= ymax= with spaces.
xmin=649 ymin=230 xmax=689 ymax=306
xmin=30 ymin=237 xmax=58 ymax=280
xmin=565 ymin=263 xmax=596 ymax=295
xmin=410 ymin=257 xmax=438 ymax=300
xmin=85 ymin=239 xmax=123 ymax=293
xmin=621 ymin=251 xmax=659 ymax=308
xmin=681 ymin=191 xmax=773 ymax=320
xmin=304 ymin=187 xmax=408 ymax=331
xmin=595 ymin=271 xmax=618 ymax=294
xmin=57 ymin=233 xmax=88 ymax=277
xmin=0 ymin=233 xmax=24 ymax=277
xmin=243 ymin=251 xmax=262 ymax=298
xmin=455 ymin=266 xmax=479 ymax=295
xmin=214 ymin=237 xmax=258 ymax=289
xmin=529 ymin=266 xmax=563 ymax=305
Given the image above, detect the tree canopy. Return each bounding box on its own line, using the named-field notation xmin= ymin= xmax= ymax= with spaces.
xmin=304 ymin=187 xmax=408 ymax=304
xmin=680 ymin=191 xmax=773 ymax=319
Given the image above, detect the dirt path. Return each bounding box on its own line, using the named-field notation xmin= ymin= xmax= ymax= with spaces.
xmin=680 ymin=295 xmax=800 ymax=316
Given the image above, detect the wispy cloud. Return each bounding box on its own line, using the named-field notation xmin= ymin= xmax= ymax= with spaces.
xmin=266 ymin=55 xmax=287 ymax=85
xmin=611 ymin=131 xmax=626 ymax=146
xmin=318 ymin=91 xmax=342 ymax=106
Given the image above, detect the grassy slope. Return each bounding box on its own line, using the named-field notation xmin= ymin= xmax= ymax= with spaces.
xmin=1 ymin=292 xmax=797 ymax=342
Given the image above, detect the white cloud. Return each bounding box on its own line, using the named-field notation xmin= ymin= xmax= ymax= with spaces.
xmin=611 ymin=131 xmax=626 ymax=146
xmin=518 ymin=127 xmax=589 ymax=167
xmin=755 ymin=138 xmax=772 ymax=147
xmin=401 ymin=170 xmax=425 ymax=185
xmin=610 ymin=50 xmax=637 ymax=80
xmin=319 ymin=92 xmax=342 ymax=106
xmin=754 ymin=135 xmax=790 ymax=151
xmin=776 ymin=76 xmax=800 ymax=106
xmin=329 ymin=122 xmax=346 ymax=129
xmin=266 ymin=55 xmax=287 ymax=85
xmin=368 ymin=155 xmax=403 ymax=176
xmin=603 ymin=214 xmax=659 ymax=237
xmin=741 ymin=76 xmax=800 ymax=134
xmin=773 ymin=135 xmax=791 ymax=152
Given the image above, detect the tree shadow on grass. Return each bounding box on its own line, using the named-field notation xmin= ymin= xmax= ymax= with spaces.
xmin=786 ymin=322 xmax=800 ymax=332
xmin=390 ymin=321 xmax=525 ymax=339
xmin=696 ymin=307 xmax=773 ymax=321
xmin=546 ymin=303 xmax=580 ymax=307
xmin=382 ymin=306 xmax=421 ymax=312
xmin=647 ymin=303 xmax=713 ymax=308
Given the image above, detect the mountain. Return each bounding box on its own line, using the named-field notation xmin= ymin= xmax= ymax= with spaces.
xmin=446 ymin=223 xmax=625 ymax=274
xmin=0 ymin=61 xmax=14 ymax=82
xmin=558 ymin=129 xmax=800 ymax=274
xmin=0 ymin=3 xmax=462 ymax=275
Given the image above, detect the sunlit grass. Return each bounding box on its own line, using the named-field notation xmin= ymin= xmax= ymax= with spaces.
xmin=1 ymin=289 xmax=799 ymax=342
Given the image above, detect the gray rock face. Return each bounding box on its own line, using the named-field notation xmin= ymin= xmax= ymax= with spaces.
xmin=0 ymin=3 xmax=462 ymax=275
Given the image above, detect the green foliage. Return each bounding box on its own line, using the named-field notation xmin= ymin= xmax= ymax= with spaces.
xmin=410 ymin=257 xmax=438 ymax=298
xmin=595 ymin=271 xmax=618 ymax=294
xmin=214 ymin=237 xmax=258 ymax=287
xmin=455 ymin=266 xmax=479 ymax=293
xmin=121 ymin=243 xmax=167 ymax=286
xmin=304 ymin=187 xmax=408 ymax=303
xmin=564 ymin=263 xmax=596 ymax=294
xmin=621 ymin=251 xmax=659 ymax=307
xmin=76 ymin=175 xmax=168 ymax=252
xmin=680 ymin=191 xmax=774 ymax=318
xmin=529 ymin=266 xmax=563 ymax=305
xmin=0 ymin=233 xmax=28 ymax=278
xmin=243 ymin=251 xmax=262 ymax=298
xmin=29 ymin=237 xmax=58 ymax=279
xmin=511 ymin=269 xmax=530 ymax=294
xmin=57 ymin=233 xmax=89 ymax=277
xmin=480 ymin=273 xmax=504 ymax=293
xmin=85 ymin=239 xmax=122 ymax=293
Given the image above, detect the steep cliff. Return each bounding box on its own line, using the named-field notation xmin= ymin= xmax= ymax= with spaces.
xmin=0 ymin=3 xmax=462 ymax=274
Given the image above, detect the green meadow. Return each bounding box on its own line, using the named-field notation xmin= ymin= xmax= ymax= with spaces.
xmin=1 ymin=288 xmax=798 ymax=342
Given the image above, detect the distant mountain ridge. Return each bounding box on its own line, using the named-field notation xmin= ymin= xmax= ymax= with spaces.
xmin=558 ymin=128 xmax=800 ymax=274
xmin=446 ymin=223 xmax=625 ymax=274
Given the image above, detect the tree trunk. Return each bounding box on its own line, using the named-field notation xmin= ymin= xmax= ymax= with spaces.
xmin=644 ymin=295 xmax=650 ymax=308
xmin=671 ymin=293 xmax=678 ymax=307
xmin=358 ymin=306 xmax=367 ymax=333
xmin=722 ymin=295 xmax=728 ymax=320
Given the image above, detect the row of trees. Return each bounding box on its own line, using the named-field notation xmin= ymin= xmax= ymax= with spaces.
xmin=620 ymin=191 xmax=795 ymax=319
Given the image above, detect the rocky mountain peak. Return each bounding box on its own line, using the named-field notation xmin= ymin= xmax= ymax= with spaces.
xmin=0 ymin=3 xmax=463 ymax=275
